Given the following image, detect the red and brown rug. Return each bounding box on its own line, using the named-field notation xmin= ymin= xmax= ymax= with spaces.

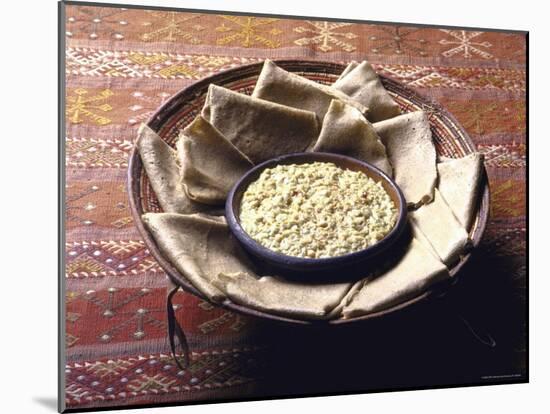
xmin=64 ymin=4 xmax=527 ymax=410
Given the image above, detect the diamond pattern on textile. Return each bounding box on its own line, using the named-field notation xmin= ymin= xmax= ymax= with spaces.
xmin=66 ymin=241 xmax=162 ymax=278
xmin=65 ymin=349 xmax=262 ymax=405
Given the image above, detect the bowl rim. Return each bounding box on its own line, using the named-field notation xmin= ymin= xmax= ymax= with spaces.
xmin=127 ymin=58 xmax=491 ymax=325
xmin=225 ymin=151 xmax=408 ymax=268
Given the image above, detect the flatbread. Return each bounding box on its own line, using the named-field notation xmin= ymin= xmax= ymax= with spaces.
xmin=214 ymin=272 xmax=353 ymax=320
xmin=332 ymin=60 xmax=401 ymax=122
xmin=373 ymin=111 xmax=437 ymax=207
xmin=326 ymin=279 xmax=364 ymax=319
xmin=252 ymin=59 xmax=368 ymax=123
xmin=142 ymin=213 xmax=258 ymax=301
xmin=410 ymin=219 xmax=441 ymax=261
xmin=336 ymin=61 xmax=359 ymax=82
xmin=202 ymin=84 xmax=319 ymax=163
xmin=143 ymin=212 xmax=353 ymax=319
xmin=410 ymin=189 xmax=469 ymax=266
xmin=437 ymin=153 xmax=484 ymax=230
xmin=177 ymin=115 xmax=253 ymax=205
xmin=136 ymin=124 xmax=222 ymax=215
xmin=342 ymin=238 xmax=449 ymax=317
xmin=312 ymin=99 xmax=392 ymax=176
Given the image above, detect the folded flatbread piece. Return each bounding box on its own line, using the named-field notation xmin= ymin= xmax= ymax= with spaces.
xmin=410 ymin=219 xmax=441 ymax=261
xmin=336 ymin=61 xmax=359 ymax=82
xmin=202 ymin=84 xmax=319 ymax=163
xmin=252 ymin=59 xmax=368 ymax=123
xmin=312 ymin=99 xmax=392 ymax=176
xmin=332 ymin=60 xmax=401 ymax=122
xmin=437 ymin=153 xmax=484 ymax=230
xmin=214 ymin=272 xmax=353 ymax=320
xmin=342 ymin=238 xmax=449 ymax=317
xmin=136 ymin=124 xmax=222 ymax=215
xmin=410 ymin=189 xmax=469 ymax=266
xmin=142 ymin=213 xmax=259 ymax=301
xmin=373 ymin=111 xmax=437 ymax=207
xmin=177 ymin=115 xmax=253 ymax=205
xmin=143 ymin=212 xmax=353 ymax=319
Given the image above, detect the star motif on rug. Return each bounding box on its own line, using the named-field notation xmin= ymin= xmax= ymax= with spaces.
xmin=66 ymin=88 xmax=113 ymax=125
xmin=439 ymin=30 xmax=493 ymax=59
xmin=294 ymin=21 xmax=358 ymax=52
xmin=215 ymin=16 xmax=282 ymax=48
xmin=140 ymin=11 xmax=204 ymax=43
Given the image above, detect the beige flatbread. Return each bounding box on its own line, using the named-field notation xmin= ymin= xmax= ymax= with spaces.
xmin=177 ymin=115 xmax=253 ymax=205
xmin=142 ymin=213 xmax=259 ymax=301
xmin=410 ymin=189 xmax=469 ymax=266
xmin=342 ymin=238 xmax=449 ymax=317
xmin=326 ymin=279 xmax=364 ymax=319
xmin=410 ymin=219 xmax=441 ymax=261
xmin=136 ymin=124 xmax=222 ymax=215
xmin=373 ymin=111 xmax=437 ymax=207
xmin=336 ymin=61 xmax=359 ymax=81
xmin=332 ymin=60 xmax=401 ymax=122
xmin=202 ymin=84 xmax=319 ymax=163
xmin=143 ymin=212 xmax=353 ymax=319
xmin=214 ymin=272 xmax=353 ymax=320
xmin=312 ymin=100 xmax=392 ymax=176
xmin=437 ymin=153 xmax=484 ymax=230
xmin=252 ymin=59 xmax=368 ymax=123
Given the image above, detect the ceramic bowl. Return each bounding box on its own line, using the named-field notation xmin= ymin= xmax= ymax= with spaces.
xmin=225 ymin=152 xmax=408 ymax=278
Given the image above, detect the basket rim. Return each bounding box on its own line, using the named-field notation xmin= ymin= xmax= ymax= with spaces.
xmin=127 ymin=59 xmax=490 ymax=325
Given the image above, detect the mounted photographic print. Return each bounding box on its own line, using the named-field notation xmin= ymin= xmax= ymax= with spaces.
xmin=59 ymin=1 xmax=528 ymax=412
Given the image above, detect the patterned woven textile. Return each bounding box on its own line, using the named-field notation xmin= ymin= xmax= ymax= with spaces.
xmin=63 ymin=4 xmax=526 ymax=410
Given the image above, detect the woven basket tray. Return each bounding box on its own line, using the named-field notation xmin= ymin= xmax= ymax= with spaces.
xmin=127 ymin=60 xmax=490 ymax=325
